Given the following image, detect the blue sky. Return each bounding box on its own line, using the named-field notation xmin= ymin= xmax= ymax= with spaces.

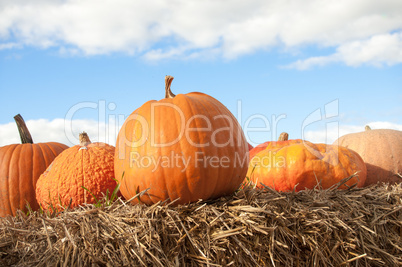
xmin=1 ymin=1 xmax=402 ymax=147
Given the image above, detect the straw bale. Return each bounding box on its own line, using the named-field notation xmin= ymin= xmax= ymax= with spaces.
xmin=1 ymin=177 xmax=401 ymax=266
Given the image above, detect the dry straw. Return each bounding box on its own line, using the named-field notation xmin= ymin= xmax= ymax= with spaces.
xmin=1 ymin=176 xmax=401 ymax=266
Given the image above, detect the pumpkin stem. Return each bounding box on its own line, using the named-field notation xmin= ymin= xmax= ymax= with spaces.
xmin=79 ymin=132 xmax=92 ymax=146
xmin=365 ymin=125 xmax=371 ymax=131
xmin=165 ymin=75 xmax=176 ymax=99
xmin=14 ymin=114 xmax=34 ymax=144
xmin=278 ymin=132 xmax=289 ymax=141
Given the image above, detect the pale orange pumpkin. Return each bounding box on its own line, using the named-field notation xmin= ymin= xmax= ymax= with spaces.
xmin=0 ymin=114 xmax=68 ymax=217
xmin=115 ymin=76 xmax=249 ymax=205
xmin=333 ymin=126 xmax=402 ymax=186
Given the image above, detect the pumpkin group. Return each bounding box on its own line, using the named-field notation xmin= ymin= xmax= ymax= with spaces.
xmin=333 ymin=126 xmax=402 ymax=186
xmin=246 ymin=133 xmax=367 ymax=191
xmin=36 ymin=132 xmax=117 ymax=212
xmin=114 ymin=75 xmax=249 ymax=205
xmin=0 ymin=114 xmax=68 ymax=217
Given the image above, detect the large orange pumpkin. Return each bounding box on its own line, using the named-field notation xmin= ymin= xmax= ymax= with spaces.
xmin=0 ymin=114 xmax=68 ymax=217
xmin=333 ymin=126 xmax=402 ymax=186
xmin=36 ymin=132 xmax=117 ymax=212
xmin=115 ymin=75 xmax=249 ymax=205
xmin=247 ymin=134 xmax=367 ymax=191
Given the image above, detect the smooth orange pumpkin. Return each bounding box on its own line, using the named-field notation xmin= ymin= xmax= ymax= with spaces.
xmin=247 ymin=133 xmax=367 ymax=191
xmin=115 ymin=75 xmax=249 ymax=205
xmin=0 ymin=114 xmax=68 ymax=217
xmin=333 ymin=126 xmax=402 ymax=186
xmin=36 ymin=132 xmax=117 ymax=212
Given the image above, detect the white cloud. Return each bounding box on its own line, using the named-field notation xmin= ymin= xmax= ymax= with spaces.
xmin=304 ymin=121 xmax=402 ymax=144
xmin=0 ymin=42 xmax=22 ymax=50
xmin=285 ymin=32 xmax=402 ymax=69
xmin=0 ymin=118 xmax=122 ymax=147
xmin=0 ymin=0 xmax=401 ymax=66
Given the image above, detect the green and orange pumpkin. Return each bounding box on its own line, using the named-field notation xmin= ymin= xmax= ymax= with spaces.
xmin=246 ymin=133 xmax=367 ymax=191
xmin=249 ymin=132 xmax=302 ymax=161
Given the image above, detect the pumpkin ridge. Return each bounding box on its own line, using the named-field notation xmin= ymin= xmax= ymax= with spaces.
xmin=1 ymin=145 xmax=18 ymax=215
xmin=42 ymin=142 xmax=61 ymax=159
xmin=155 ymin=103 xmax=171 ymax=204
xmin=69 ymin=150 xmax=79 ymax=206
xmin=185 ymin=93 xmax=220 ymax=198
xmin=344 ymin=148 xmax=358 ymax=180
xmin=53 ymin=142 xmax=69 ymax=152
xmin=209 ymin=96 xmax=232 ymax=197
xmin=85 ymin=146 xmax=107 ymax=204
xmin=211 ymin=97 xmax=241 ymax=197
xmin=169 ymin=94 xmax=194 ymax=202
xmin=343 ymin=148 xmax=353 ymax=179
xmin=16 ymin=145 xmax=25 ymax=213
xmin=148 ymin=103 xmax=167 ymax=203
xmin=121 ymin=173 xmax=132 ymax=201
xmin=80 ymin=133 xmax=93 ymax=204
xmin=312 ymin=147 xmax=328 ymax=186
xmin=333 ymin=145 xmax=346 ymax=178
xmin=36 ymin=143 xmax=53 ymax=172
xmin=21 ymin=144 xmax=35 ymax=211
xmin=289 ymin=144 xmax=308 ymax=190
xmin=302 ymin=144 xmax=324 ymax=190
xmin=10 ymin=145 xmax=24 ymax=214
xmin=183 ymin=96 xmax=203 ymax=200
xmin=62 ymin=147 xmax=76 ymax=208
xmin=81 ymin=146 xmax=88 ymax=204
xmin=81 ymin=147 xmax=86 ymax=203
xmin=171 ymin=95 xmax=192 ymax=203
xmin=48 ymin=152 xmax=60 ymax=209
xmin=200 ymin=94 xmax=230 ymax=198
xmin=34 ymin=144 xmax=54 ymax=210
xmin=197 ymin=95 xmax=221 ymax=199
xmin=116 ymin=108 xmax=143 ymax=202
xmin=384 ymin=131 xmax=398 ymax=175
xmin=156 ymin=97 xmax=173 ymax=203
